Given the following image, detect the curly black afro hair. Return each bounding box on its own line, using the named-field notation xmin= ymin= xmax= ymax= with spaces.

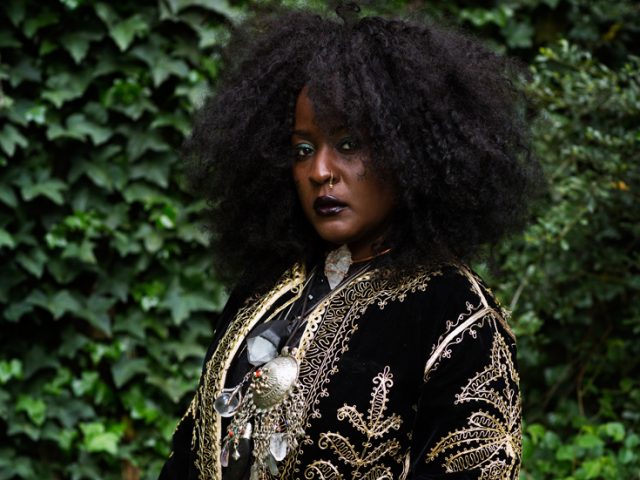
xmin=185 ymin=4 xmax=542 ymax=288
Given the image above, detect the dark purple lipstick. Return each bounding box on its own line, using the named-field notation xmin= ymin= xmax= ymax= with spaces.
xmin=313 ymin=195 xmax=347 ymax=216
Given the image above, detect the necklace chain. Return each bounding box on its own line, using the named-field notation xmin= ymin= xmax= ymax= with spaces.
xmin=351 ymin=247 xmax=392 ymax=264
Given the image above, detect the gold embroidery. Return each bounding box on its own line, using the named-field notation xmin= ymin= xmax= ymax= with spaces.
xmin=398 ymin=449 xmax=411 ymax=480
xmin=282 ymin=269 xmax=439 ymax=477
xmin=459 ymin=266 xmax=515 ymax=341
xmin=425 ymin=332 xmax=521 ymax=479
xmin=423 ymin=266 xmax=515 ymax=382
xmin=189 ymin=264 xmax=440 ymax=479
xmin=423 ymin=305 xmax=495 ymax=381
xmin=305 ymin=367 xmax=403 ymax=480
xmin=304 ymin=461 xmax=343 ymax=479
xmin=193 ymin=263 xmax=306 ymax=479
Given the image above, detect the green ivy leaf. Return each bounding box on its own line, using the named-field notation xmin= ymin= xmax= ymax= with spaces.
xmin=131 ymin=44 xmax=189 ymax=86
xmin=62 ymin=239 xmax=98 ymax=264
xmin=2 ymin=0 xmax=27 ymax=27
xmin=96 ymin=4 xmax=150 ymax=51
xmin=122 ymin=387 xmax=161 ymax=423
xmin=60 ymin=30 xmax=103 ymax=64
xmin=60 ymin=0 xmax=83 ymax=10
xmin=23 ymin=10 xmax=59 ymax=38
xmin=0 ymin=359 xmax=23 ymax=384
xmin=9 ymin=59 xmax=42 ymax=88
xmin=147 ymin=374 xmax=195 ymax=404
xmin=72 ymin=371 xmax=100 ymax=397
xmin=15 ymin=395 xmax=47 ymax=427
xmin=66 ymin=113 xmax=112 ymax=145
xmin=83 ymin=160 xmax=117 ymax=191
xmin=162 ymin=0 xmax=244 ymax=22
xmin=0 ymin=124 xmax=28 ymax=156
xmin=16 ymin=248 xmax=48 ymax=278
xmin=122 ymin=182 xmax=167 ymax=205
xmin=43 ymin=427 xmax=77 ymax=451
xmin=3 ymin=300 xmax=34 ymax=322
xmin=80 ymin=422 xmax=121 ymax=455
xmin=161 ymin=279 xmax=222 ymax=325
xmin=149 ymin=112 xmax=191 ymax=135
xmin=75 ymin=294 xmax=116 ymax=335
xmin=0 ymin=228 xmax=15 ymax=249
xmin=0 ymin=450 xmax=35 ymax=478
xmin=130 ymin=155 xmax=172 ymax=188
xmin=26 ymin=104 xmax=47 ymax=125
xmin=47 ymin=396 xmax=95 ymax=428
xmin=26 ymin=289 xmax=82 ymax=320
xmin=125 ymin=129 xmax=169 ymax=160
xmin=42 ymin=71 xmax=92 ymax=108
xmin=20 ymin=178 xmax=67 ymax=204
xmin=111 ymin=357 xmax=148 ymax=388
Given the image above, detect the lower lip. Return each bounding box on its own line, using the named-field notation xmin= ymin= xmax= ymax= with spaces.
xmin=314 ymin=206 xmax=346 ymax=217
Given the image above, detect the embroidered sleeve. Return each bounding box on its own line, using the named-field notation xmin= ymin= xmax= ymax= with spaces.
xmin=410 ymin=277 xmax=522 ymax=479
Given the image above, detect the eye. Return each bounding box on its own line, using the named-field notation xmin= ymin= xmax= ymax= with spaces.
xmin=337 ymin=137 xmax=360 ymax=153
xmin=292 ymin=142 xmax=315 ymax=160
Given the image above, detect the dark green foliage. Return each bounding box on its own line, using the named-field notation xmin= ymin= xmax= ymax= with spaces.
xmin=1 ymin=0 xmax=638 ymax=478
xmin=0 ymin=0 xmax=238 ymax=477
xmin=500 ymin=42 xmax=640 ymax=478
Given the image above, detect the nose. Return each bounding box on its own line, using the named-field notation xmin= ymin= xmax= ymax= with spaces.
xmin=308 ymin=146 xmax=335 ymax=187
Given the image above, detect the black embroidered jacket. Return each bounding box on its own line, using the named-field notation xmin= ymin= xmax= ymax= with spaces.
xmin=160 ymin=264 xmax=521 ymax=479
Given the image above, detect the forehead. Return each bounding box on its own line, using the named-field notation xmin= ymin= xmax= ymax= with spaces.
xmin=293 ymin=87 xmax=348 ymax=135
xmin=293 ymin=88 xmax=315 ymax=128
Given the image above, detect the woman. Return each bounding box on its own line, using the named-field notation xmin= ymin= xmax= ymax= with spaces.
xmin=161 ymin=3 xmax=540 ymax=479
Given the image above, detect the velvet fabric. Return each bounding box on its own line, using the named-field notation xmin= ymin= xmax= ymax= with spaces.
xmin=160 ymin=263 xmax=521 ymax=479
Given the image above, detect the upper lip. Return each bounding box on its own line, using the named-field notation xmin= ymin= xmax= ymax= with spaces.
xmin=313 ymin=195 xmax=347 ymax=210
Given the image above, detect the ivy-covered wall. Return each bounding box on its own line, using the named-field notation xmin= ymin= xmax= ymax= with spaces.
xmin=1 ymin=1 xmax=638 ymax=479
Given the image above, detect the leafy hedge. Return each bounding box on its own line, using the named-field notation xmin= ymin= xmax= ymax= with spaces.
xmin=0 ymin=0 xmax=239 ymax=477
xmin=502 ymin=42 xmax=640 ymax=478
xmin=1 ymin=0 xmax=638 ymax=478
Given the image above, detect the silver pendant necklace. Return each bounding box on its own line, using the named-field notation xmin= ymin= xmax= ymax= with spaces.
xmin=218 ymin=346 xmax=305 ymax=479
xmin=214 ymin=272 xmax=318 ymax=478
xmin=213 ymin=255 xmax=372 ymax=479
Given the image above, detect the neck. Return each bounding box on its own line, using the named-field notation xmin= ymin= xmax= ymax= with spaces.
xmin=348 ymin=237 xmax=387 ymax=262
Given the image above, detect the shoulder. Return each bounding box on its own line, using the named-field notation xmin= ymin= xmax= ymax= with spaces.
xmin=411 ymin=264 xmax=516 ymax=381
xmin=413 ymin=266 xmax=522 ymax=478
xmin=383 ymin=263 xmax=510 ymax=321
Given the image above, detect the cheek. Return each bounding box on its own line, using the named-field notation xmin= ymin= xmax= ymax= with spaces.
xmin=291 ymin=170 xmax=302 ymax=192
xmin=371 ymin=185 xmax=396 ymax=219
xmin=292 ymin=173 xmax=313 ymax=212
xmin=292 ymin=164 xmax=306 ymax=186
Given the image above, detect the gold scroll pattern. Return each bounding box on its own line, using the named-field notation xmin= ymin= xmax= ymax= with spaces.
xmin=304 ymin=367 xmax=403 ymax=480
xmin=423 ymin=266 xmax=515 ymax=383
xmin=280 ymin=268 xmax=442 ymax=478
xmin=425 ymin=331 xmax=522 ymax=479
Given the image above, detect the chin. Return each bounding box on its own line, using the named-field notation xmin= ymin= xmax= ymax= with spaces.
xmin=314 ymin=228 xmax=357 ymax=247
xmin=318 ymin=235 xmax=355 ymax=247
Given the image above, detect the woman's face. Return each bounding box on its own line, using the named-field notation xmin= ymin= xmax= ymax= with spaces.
xmin=291 ymin=88 xmax=395 ymax=260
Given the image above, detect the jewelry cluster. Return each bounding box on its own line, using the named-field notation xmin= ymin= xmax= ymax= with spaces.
xmin=214 ymin=346 xmax=305 ymax=479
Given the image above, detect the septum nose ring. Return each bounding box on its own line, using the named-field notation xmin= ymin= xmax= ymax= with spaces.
xmin=329 ymin=170 xmax=334 ymax=189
